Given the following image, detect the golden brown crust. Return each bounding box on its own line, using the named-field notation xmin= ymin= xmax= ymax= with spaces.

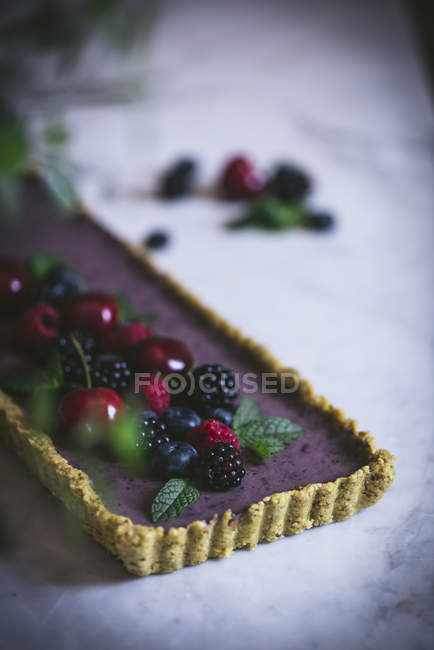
xmin=0 ymin=201 xmax=396 ymax=576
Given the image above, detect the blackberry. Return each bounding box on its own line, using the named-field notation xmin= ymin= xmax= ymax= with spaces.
xmin=303 ymin=211 xmax=335 ymax=232
xmin=159 ymin=158 xmax=197 ymax=199
xmin=58 ymin=331 xmax=96 ymax=390
xmin=268 ymin=164 xmax=311 ymax=201
xmin=191 ymin=364 xmax=238 ymax=411
xmin=136 ymin=411 xmax=171 ymax=454
xmin=38 ymin=266 xmax=81 ymax=307
xmin=201 ymin=442 xmax=245 ymax=491
xmin=91 ymin=354 xmax=132 ymax=393
xmin=144 ymin=231 xmax=170 ymax=251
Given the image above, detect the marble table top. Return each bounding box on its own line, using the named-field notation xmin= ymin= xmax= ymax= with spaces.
xmin=1 ymin=1 xmax=433 ymax=649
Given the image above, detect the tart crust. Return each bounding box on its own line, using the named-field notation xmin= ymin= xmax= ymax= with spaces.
xmin=0 ymin=204 xmax=396 ymax=576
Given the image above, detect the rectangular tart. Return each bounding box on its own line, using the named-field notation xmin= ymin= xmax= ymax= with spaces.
xmin=0 ymin=180 xmax=395 ymax=576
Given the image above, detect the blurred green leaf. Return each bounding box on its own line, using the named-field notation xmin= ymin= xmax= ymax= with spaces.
xmin=108 ymin=410 xmax=142 ymax=471
xmin=0 ymin=174 xmax=20 ymax=214
xmin=28 ymin=253 xmax=68 ymax=280
xmin=38 ymin=160 xmax=79 ymax=212
xmin=43 ymin=123 xmax=69 ymax=147
xmin=30 ymin=388 xmax=56 ymax=432
xmin=0 ymin=120 xmax=29 ymax=175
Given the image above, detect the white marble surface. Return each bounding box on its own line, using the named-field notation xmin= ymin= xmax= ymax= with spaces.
xmin=1 ymin=1 xmax=434 ymax=649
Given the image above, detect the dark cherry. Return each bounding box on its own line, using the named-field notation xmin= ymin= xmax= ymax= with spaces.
xmin=0 ymin=258 xmax=33 ymax=315
xmin=130 ymin=336 xmax=193 ymax=375
xmin=59 ymin=387 xmax=124 ymax=430
xmin=220 ymin=155 xmax=265 ymax=200
xmin=63 ymin=292 xmax=120 ymax=336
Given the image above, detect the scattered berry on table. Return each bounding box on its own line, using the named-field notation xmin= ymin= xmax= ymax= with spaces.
xmin=159 ymin=158 xmax=197 ymax=199
xmin=63 ymin=292 xmax=120 ymax=336
xmin=140 ymin=374 xmax=171 ymax=415
xmin=186 ymin=419 xmax=240 ymax=455
xmin=16 ymin=303 xmax=60 ymax=348
xmin=131 ymin=336 xmax=193 ymax=375
xmin=303 ymin=211 xmax=335 ymax=231
xmin=267 ymin=164 xmax=311 ymax=201
xmin=58 ymin=331 xmax=97 ymax=390
xmin=220 ymin=155 xmax=265 ymax=200
xmin=136 ymin=411 xmax=171 ymax=454
xmin=202 ymin=407 xmax=233 ymax=427
xmin=201 ymin=442 xmax=245 ymax=490
xmin=59 ymin=387 xmax=124 ymax=431
xmin=160 ymin=406 xmax=201 ymax=440
xmin=37 ymin=266 xmax=81 ymax=307
xmin=190 ymin=364 xmax=238 ymax=411
xmin=144 ymin=231 xmax=170 ymax=251
xmin=151 ymin=440 xmax=198 ymax=479
xmin=91 ymin=353 xmax=132 ymax=393
xmin=0 ymin=258 xmax=33 ymax=315
xmin=102 ymin=322 xmax=154 ymax=354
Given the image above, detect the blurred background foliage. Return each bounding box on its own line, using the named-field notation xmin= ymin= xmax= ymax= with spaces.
xmin=0 ymin=0 xmax=156 ymax=215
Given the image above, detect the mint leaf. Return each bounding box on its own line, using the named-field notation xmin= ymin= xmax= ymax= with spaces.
xmin=46 ymin=351 xmax=64 ymax=388
xmin=252 ymin=440 xmax=272 ymax=459
xmin=261 ymin=417 xmax=305 ymax=443
xmin=38 ymin=160 xmax=79 ymax=213
xmin=232 ymin=397 xmax=261 ymax=430
xmin=128 ymin=312 xmax=157 ymax=324
xmin=28 ymin=254 xmax=68 ymax=280
xmin=151 ymin=479 xmax=200 ymax=523
xmin=236 ymin=419 xmax=264 ymax=448
xmin=113 ymin=292 xmax=134 ymax=321
xmin=236 ymin=415 xmax=304 ymax=457
xmin=227 ymin=198 xmax=305 ymax=231
xmin=1 ymin=351 xmax=63 ymax=392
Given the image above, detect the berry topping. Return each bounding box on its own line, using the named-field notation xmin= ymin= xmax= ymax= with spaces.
xmin=0 ymin=258 xmax=32 ymax=315
xmin=136 ymin=411 xmax=171 ymax=454
xmin=267 ymin=164 xmax=311 ymax=201
xmin=221 ymin=155 xmax=265 ymax=200
xmin=102 ymin=322 xmax=154 ymax=354
xmin=131 ymin=336 xmax=193 ymax=375
xmin=91 ymin=354 xmax=132 ymax=393
xmin=140 ymin=374 xmax=171 ymax=415
xmin=160 ymin=406 xmax=201 ymax=440
xmin=59 ymin=387 xmax=124 ymax=430
xmin=144 ymin=231 xmax=170 ymax=251
xmin=58 ymin=331 xmax=97 ymax=390
xmin=37 ymin=266 xmax=81 ymax=307
xmin=159 ymin=158 xmax=197 ymax=199
xmin=303 ymin=211 xmax=335 ymax=231
xmin=186 ymin=419 xmax=240 ymax=455
xmin=191 ymin=364 xmax=238 ymax=411
xmin=63 ymin=292 xmax=120 ymax=336
xmin=16 ymin=303 xmax=60 ymax=348
xmin=151 ymin=441 xmax=198 ymax=479
xmin=202 ymin=407 xmax=233 ymax=427
xmin=201 ymin=442 xmax=245 ymax=490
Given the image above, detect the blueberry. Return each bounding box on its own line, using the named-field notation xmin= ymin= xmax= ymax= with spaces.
xmin=38 ymin=266 xmax=81 ymax=307
xmin=268 ymin=164 xmax=311 ymax=201
xmin=303 ymin=211 xmax=335 ymax=231
xmin=144 ymin=231 xmax=170 ymax=250
xmin=160 ymin=406 xmax=201 ymax=439
xmin=151 ymin=441 xmax=198 ymax=479
xmin=159 ymin=158 xmax=197 ymax=199
xmin=202 ymin=407 xmax=233 ymax=426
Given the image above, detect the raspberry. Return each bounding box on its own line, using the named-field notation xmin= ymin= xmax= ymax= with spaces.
xmin=186 ymin=419 xmax=240 ymax=455
xmin=58 ymin=331 xmax=97 ymax=390
xmin=103 ymin=322 xmax=154 ymax=354
xmin=16 ymin=303 xmax=60 ymax=349
xmin=221 ymin=155 xmax=265 ymax=200
xmin=190 ymin=364 xmax=238 ymax=412
xmin=91 ymin=354 xmax=132 ymax=393
xmin=201 ymin=442 xmax=245 ymax=490
xmin=141 ymin=375 xmax=170 ymax=415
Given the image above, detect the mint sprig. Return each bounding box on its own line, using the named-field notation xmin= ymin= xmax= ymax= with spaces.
xmin=1 ymin=351 xmax=64 ymax=392
xmin=151 ymin=479 xmax=200 ymax=523
xmin=113 ymin=292 xmax=156 ymax=324
xmin=226 ymin=198 xmax=305 ymax=231
xmin=233 ymin=397 xmax=304 ymax=459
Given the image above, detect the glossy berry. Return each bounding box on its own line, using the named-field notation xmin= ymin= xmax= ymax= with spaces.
xmin=202 ymin=407 xmax=233 ymax=427
xmin=0 ymin=258 xmax=32 ymax=315
xmin=144 ymin=231 xmax=170 ymax=251
xmin=58 ymin=331 xmax=97 ymax=390
xmin=63 ymin=292 xmax=120 ymax=336
xmin=267 ymin=164 xmax=311 ymax=201
xmin=186 ymin=419 xmax=240 ymax=455
xmin=159 ymin=158 xmax=197 ymax=199
xmin=201 ymin=442 xmax=245 ymax=490
xmin=16 ymin=303 xmax=60 ymax=348
xmin=221 ymin=155 xmax=265 ymax=200
xmin=191 ymin=364 xmax=238 ymax=411
xmin=303 ymin=211 xmax=335 ymax=231
xmin=102 ymin=322 xmax=154 ymax=354
xmin=91 ymin=354 xmax=132 ymax=393
xmin=151 ymin=441 xmax=198 ymax=479
xmin=140 ymin=374 xmax=171 ymax=415
xmin=38 ymin=266 xmax=81 ymax=307
xmin=59 ymin=387 xmax=124 ymax=430
xmin=160 ymin=406 xmax=201 ymax=440
xmin=136 ymin=411 xmax=171 ymax=454
xmin=131 ymin=336 xmax=193 ymax=375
